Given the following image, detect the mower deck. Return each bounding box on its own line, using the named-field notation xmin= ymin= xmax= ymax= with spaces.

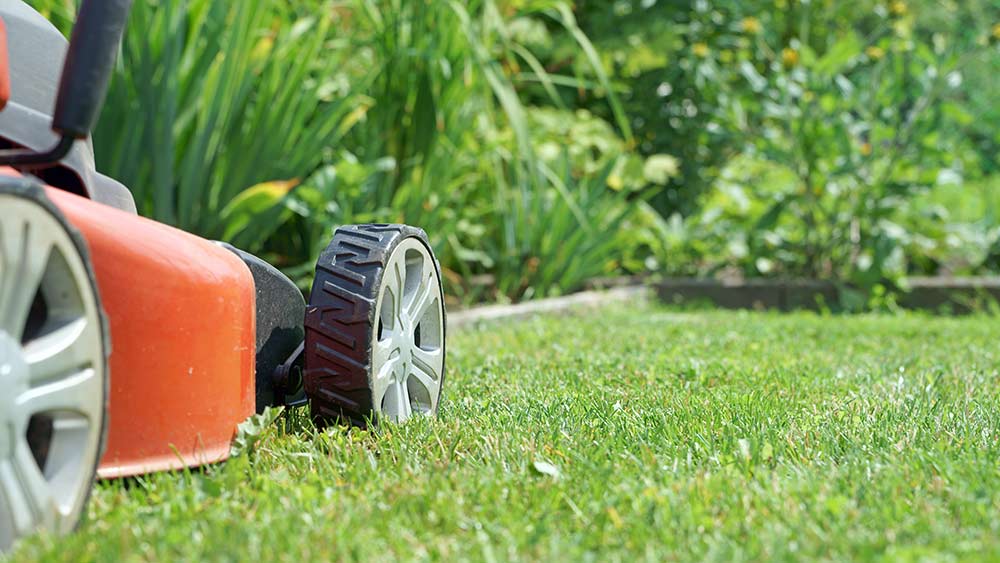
xmin=46 ymin=187 xmax=256 ymax=479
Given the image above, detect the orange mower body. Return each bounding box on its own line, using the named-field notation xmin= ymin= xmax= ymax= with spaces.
xmin=45 ymin=187 xmax=257 ymax=478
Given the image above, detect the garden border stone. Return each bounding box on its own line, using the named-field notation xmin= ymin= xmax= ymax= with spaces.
xmin=448 ymin=285 xmax=651 ymax=330
xmin=656 ymin=277 xmax=1000 ymax=313
xmin=447 ymin=275 xmax=1000 ymax=333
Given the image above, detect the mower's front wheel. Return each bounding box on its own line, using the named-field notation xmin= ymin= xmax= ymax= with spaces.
xmin=0 ymin=181 xmax=108 ymax=552
xmin=304 ymin=225 xmax=446 ymax=427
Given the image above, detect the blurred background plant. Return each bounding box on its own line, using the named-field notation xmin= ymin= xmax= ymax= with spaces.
xmin=29 ymin=0 xmax=1000 ymax=307
xmin=563 ymin=0 xmax=999 ymax=303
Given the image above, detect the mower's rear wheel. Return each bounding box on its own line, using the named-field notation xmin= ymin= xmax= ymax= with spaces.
xmin=304 ymin=225 xmax=445 ymax=427
xmin=0 ymin=182 xmax=108 ymax=552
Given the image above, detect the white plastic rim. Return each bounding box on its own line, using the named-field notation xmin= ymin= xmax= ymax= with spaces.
xmin=0 ymin=193 xmax=105 ymax=552
xmin=371 ymin=237 xmax=444 ymax=422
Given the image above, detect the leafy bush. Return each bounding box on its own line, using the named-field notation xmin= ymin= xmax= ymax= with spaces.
xmin=29 ymin=0 xmax=650 ymax=303
xmin=554 ymin=0 xmax=999 ymax=296
xmin=37 ymin=0 xmax=363 ymax=244
xmin=26 ymin=0 xmax=1000 ymax=306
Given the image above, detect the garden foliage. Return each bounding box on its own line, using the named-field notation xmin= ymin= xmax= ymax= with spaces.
xmin=565 ymin=0 xmax=1000 ymax=293
xmin=30 ymin=0 xmax=1000 ymax=305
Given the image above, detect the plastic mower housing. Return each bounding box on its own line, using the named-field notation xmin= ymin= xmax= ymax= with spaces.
xmin=46 ymin=186 xmax=257 ymax=478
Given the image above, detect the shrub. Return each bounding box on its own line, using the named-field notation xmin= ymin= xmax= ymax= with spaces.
xmin=27 ymin=0 xmax=650 ymax=302
xmin=557 ymin=0 xmax=999 ymax=296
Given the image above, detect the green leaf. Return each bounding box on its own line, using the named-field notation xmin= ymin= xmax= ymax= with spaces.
xmin=412 ymin=72 xmax=438 ymax=157
xmin=230 ymin=406 xmax=284 ymax=458
xmin=815 ymin=32 xmax=862 ymax=77
xmin=738 ymin=61 xmax=767 ymax=93
xmin=220 ymin=179 xmax=299 ymax=245
xmin=753 ymin=197 xmax=791 ymax=232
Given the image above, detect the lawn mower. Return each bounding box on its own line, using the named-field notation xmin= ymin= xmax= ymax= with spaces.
xmin=0 ymin=0 xmax=446 ymax=551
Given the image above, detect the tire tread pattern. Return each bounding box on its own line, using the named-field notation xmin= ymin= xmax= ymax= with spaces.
xmin=304 ymin=224 xmax=442 ymax=427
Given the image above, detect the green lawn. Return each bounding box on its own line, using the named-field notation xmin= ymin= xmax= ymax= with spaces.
xmin=13 ymin=306 xmax=1000 ymax=561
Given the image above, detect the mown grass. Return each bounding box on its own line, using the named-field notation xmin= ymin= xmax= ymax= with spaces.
xmin=12 ymin=306 xmax=1000 ymax=561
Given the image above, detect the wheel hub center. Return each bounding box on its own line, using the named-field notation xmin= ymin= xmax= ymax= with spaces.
xmin=0 ymin=331 xmax=29 ymax=456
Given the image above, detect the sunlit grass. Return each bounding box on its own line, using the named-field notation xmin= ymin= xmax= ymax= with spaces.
xmin=12 ymin=306 xmax=1000 ymax=561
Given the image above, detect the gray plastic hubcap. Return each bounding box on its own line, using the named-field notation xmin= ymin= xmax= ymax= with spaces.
xmin=0 ymin=194 xmax=105 ymax=552
xmin=372 ymin=238 xmax=444 ymax=421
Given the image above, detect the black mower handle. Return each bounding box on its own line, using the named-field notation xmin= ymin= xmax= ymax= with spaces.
xmin=52 ymin=0 xmax=133 ymax=139
xmin=0 ymin=0 xmax=132 ymax=167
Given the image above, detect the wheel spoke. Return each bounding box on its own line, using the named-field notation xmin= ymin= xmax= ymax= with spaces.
xmin=391 ymin=259 xmax=405 ymax=321
xmin=408 ymin=362 xmax=439 ymax=411
xmin=413 ymin=346 xmax=443 ymax=381
xmin=381 ymin=379 xmax=399 ymax=419
xmin=17 ymin=368 xmax=100 ymax=418
xmin=14 ymin=441 xmax=54 ymax=522
xmin=24 ymin=318 xmax=97 ymax=385
xmin=0 ymin=460 xmax=35 ymax=537
xmin=372 ymin=336 xmax=395 ymax=370
xmin=378 ymin=289 xmax=396 ymax=332
xmin=0 ymin=216 xmax=53 ymax=339
xmin=0 ymin=442 xmax=54 ymax=537
xmin=397 ymin=381 xmax=412 ymax=419
xmin=371 ymin=354 xmax=399 ymax=410
xmin=405 ymin=271 xmax=438 ymax=323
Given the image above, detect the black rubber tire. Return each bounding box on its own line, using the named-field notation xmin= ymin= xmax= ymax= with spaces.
xmin=304 ymin=224 xmax=446 ymax=427
xmin=0 ymin=178 xmax=109 ymax=541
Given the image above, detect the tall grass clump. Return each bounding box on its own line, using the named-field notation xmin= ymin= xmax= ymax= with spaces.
xmin=29 ymin=0 xmax=646 ymax=303
xmin=34 ymin=0 xmax=366 ymax=240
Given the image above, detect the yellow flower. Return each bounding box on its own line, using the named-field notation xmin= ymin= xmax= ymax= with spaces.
xmin=889 ymin=1 xmax=908 ymax=16
xmin=741 ymin=17 xmax=762 ymax=35
xmin=693 ymin=42 xmax=710 ymax=58
xmin=250 ymin=35 xmax=275 ymax=61
xmin=866 ymin=46 xmax=885 ymax=60
xmin=781 ymin=47 xmax=799 ymax=68
xmin=993 ymin=22 xmax=1000 ymax=40
xmin=607 ymin=174 xmax=624 ymax=190
xmin=860 ymin=142 xmax=872 ymax=156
